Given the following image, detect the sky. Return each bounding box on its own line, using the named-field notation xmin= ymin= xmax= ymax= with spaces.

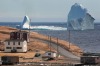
xmin=0 ymin=0 xmax=100 ymax=22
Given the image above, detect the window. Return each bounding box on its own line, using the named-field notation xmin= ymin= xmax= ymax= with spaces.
xmin=48 ymin=53 xmax=51 ymax=55
xmin=8 ymin=42 xmax=10 ymax=45
xmin=17 ymin=47 xmax=22 ymax=49
xmin=10 ymin=33 xmax=14 ymax=39
xmin=97 ymin=57 xmax=99 ymax=59
xmin=13 ymin=42 xmax=15 ymax=45
xmin=18 ymin=42 xmax=20 ymax=45
xmin=6 ymin=47 xmax=11 ymax=49
xmin=17 ymin=33 xmax=20 ymax=39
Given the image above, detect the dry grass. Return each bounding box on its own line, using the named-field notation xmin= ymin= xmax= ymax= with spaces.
xmin=0 ymin=52 xmax=35 ymax=58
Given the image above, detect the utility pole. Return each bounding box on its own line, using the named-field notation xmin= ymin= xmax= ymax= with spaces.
xmin=57 ymin=38 xmax=59 ymax=58
xmin=50 ymin=36 xmax=51 ymax=52
xmin=48 ymin=35 xmax=50 ymax=49
xmin=68 ymin=30 xmax=70 ymax=50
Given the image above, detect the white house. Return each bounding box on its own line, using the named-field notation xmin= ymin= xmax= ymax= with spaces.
xmin=4 ymin=40 xmax=27 ymax=53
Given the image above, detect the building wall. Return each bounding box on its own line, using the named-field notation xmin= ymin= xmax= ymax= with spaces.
xmin=4 ymin=40 xmax=27 ymax=52
xmin=22 ymin=41 xmax=27 ymax=52
xmin=10 ymin=32 xmax=29 ymax=42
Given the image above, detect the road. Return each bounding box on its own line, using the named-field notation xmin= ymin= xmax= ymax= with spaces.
xmin=32 ymin=37 xmax=80 ymax=60
xmin=50 ymin=42 xmax=80 ymax=60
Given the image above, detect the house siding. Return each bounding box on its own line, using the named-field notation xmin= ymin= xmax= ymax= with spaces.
xmin=4 ymin=40 xmax=27 ymax=52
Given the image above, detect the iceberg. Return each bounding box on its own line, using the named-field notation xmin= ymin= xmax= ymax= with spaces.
xmin=16 ymin=15 xmax=30 ymax=29
xmin=21 ymin=15 xmax=30 ymax=29
xmin=67 ymin=3 xmax=95 ymax=30
xmin=16 ymin=15 xmax=67 ymax=30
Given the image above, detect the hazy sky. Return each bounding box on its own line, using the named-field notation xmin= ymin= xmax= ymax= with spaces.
xmin=0 ymin=0 xmax=99 ymax=22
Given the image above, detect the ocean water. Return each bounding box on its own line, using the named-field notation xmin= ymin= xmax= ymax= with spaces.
xmin=0 ymin=22 xmax=100 ymax=53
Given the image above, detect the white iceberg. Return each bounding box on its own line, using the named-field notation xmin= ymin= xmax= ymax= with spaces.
xmin=17 ymin=15 xmax=67 ymax=30
xmin=21 ymin=15 xmax=30 ymax=29
xmin=67 ymin=3 xmax=95 ymax=30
